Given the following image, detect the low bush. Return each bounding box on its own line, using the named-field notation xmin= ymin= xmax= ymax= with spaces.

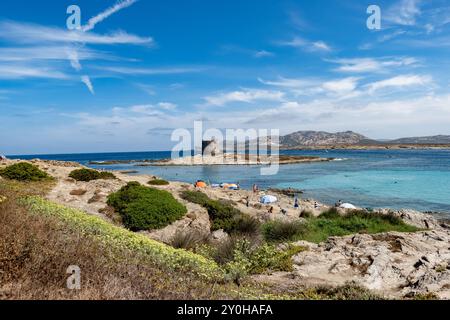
xmin=262 ymin=220 xmax=306 ymax=242
xmin=301 ymin=209 xmax=420 ymax=243
xmin=180 ymin=190 xmax=256 ymax=234
xmin=233 ymin=214 xmax=261 ymax=236
xmin=148 ymin=179 xmax=170 ymax=186
xmin=171 ymin=231 xmax=207 ymax=250
xmin=264 ymin=209 xmax=420 ymax=244
xmin=203 ymin=238 xmax=306 ymax=284
xmin=199 ymin=237 xmax=305 ymax=279
xmin=69 ymin=168 xmax=115 ymax=182
xmin=0 ymin=162 xmax=51 ymax=182
xmin=180 ymin=190 xmax=210 ymax=206
xmin=107 ymin=182 xmax=187 ymax=231
xmin=299 ymin=281 xmax=384 ymax=300
xmin=300 ymin=210 xmax=313 ymax=218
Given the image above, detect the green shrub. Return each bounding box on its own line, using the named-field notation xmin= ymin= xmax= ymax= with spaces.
xmin=262 ymin=220 xmax=306 ymax=242
xmin=171 ymin=231 xmax=207 ymax=250
xmin=293 ymin=208 xmax=420 ymax=244
xmin=69 ymin=168 xmax=115 ymax=182
xmin=233 ymin=214 xmax=261 ymax=236
xmin=181 ymin=190 xmax=245 ymax=233
xmin=180 ymin=190 xmax=210 ymax=206
xmin=205 ymin=200 xmax=242 ymax=232
xmin=220 ymin=239 xmax=304 ymax=283
xmin=410 ymin=292 xmax=440 ymax=300
xmin=107 ymin=182 xmax=187 ymax=231
xmin=201 ymin=237 xmax=304 ymax=277
xmin=305 ymin=281 xmax=384 ymax=300
xmin=148 ymin=179 xmax=170 ymax=186
xmin=0 ymin=162 xmax=51 ymax=181
xmin=300 ymin=210 xmax=313 ymax=218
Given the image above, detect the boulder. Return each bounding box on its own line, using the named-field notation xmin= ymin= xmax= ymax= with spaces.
xmin=208 ymin=229 xmax=230 ymax=245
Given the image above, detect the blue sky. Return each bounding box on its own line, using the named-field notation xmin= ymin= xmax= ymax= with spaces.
xmin=0 ymin=0 xmax=449 ymax=155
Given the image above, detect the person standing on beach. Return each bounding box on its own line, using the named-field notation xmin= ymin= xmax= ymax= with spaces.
xmin=294 ymin=194 xmax=299 ymax=209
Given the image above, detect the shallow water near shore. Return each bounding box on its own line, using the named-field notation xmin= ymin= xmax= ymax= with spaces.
xmin=9 ymin=149 xmax=450 ymax=217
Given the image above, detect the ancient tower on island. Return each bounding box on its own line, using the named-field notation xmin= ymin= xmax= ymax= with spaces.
xmin=202 ymin=138 xmax=220 ymax=157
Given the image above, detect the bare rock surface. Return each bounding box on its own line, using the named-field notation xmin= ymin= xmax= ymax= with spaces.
xmin=255 ymin=224 xmax=450 ymax=299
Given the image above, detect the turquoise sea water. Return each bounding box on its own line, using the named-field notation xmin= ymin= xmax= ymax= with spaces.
xmin=9 ymin=149 xmax=450 ymax=216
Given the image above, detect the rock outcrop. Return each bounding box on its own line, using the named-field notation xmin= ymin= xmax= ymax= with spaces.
xmin=255 ymin=211 xmax=450 ymax=299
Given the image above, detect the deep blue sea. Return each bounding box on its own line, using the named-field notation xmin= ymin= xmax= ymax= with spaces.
xmin=9 ymin=149 xmax=450 ymax=216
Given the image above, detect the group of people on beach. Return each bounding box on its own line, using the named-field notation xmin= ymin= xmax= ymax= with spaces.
xmin=193 ymin=179 xmax=348 ymax=217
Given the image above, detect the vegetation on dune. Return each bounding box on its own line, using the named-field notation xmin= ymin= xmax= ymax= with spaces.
xmin=196 ymin=237 xmax=306 ymax=284
xmin=22 ymin=196 xmax=221 ymax=281
xmin=295 ymin=282 xmax=384 ymax=300
xmin=0 ymin=162 xmax=51 ymax=182
xmin=263 ymin=208 xmax=420 ymax=243
xmin=69 ymin=168 xmax=116 ymax=182
xmin=171 ymin=231 xmax=208 ymax=250
xmin=107 ymin=182 xmax=187 ymax=231
xmin=262 ymin=220 xmax=305 ymax=242
xmin=180 ymin=190 xmax=260 ymax=235
xmin=147 ymin=179 xmax=170 ymax=186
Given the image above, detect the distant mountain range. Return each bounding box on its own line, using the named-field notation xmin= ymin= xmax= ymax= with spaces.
xmin=279 ymin=131 xmax=450 ymax=148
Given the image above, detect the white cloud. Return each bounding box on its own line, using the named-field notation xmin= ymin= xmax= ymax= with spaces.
xmin=126 ymin=103 xmax=177 ymax=116
xmin=0 ymin=21 xmax=154 ymax=46
xmin=385 ymin=0 xmax=422 ymax=26
xmin=278 ymin=36 xmax=332 ymax=52
xmin=258 ymin=77 xmax=317 ymax=88
xmin=312 ymin=41 xmax=331 ymax=52
xmin=254 ymin=50 xmax=274 ymax=58
xmin=260 ymin=76 xmax=361 ymax=98
xmin=67 ymin=50 xmax=82 ymax=71
xmin=203 ymin=89 xmax=285 ymax=106
xmin=97 ymin=66 xmax=204 ymax=75
xmin=157 ymin=102 xmax=177 ymax=110
xmin=0 ymin=64 xmax=69 ymax=79
xmin=0 ymin=46 xmax=113 ymax=62
xmin=322 ymin=77 xmax=359 ymax=94
xmin=366 ymin=74 xmax=432 ymax=93
xmin=219 ymin=45 xmax=274 ymax=59
xmin=81 ymin=75 xmax=95 ymax=94
xmin=329 ymin=57 xmax=418 ymax=73
xmin=83 ymin=0 xmax=138 ymax=32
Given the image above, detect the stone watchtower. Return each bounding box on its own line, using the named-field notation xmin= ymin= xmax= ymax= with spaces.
xmin=202 ymin=138 xmax=220 ymax=157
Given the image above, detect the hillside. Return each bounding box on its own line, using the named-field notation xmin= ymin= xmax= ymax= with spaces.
xmin=278 ymin=131 xmax=450 ymax=148
xmin=387 ymin=135 xmax=450 ymax=145
xmin=280 ymin=131 xmax=370 ymax=147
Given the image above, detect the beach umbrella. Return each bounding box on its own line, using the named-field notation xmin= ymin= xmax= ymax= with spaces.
xmin=340 ymin=203 xmax=357 ymax=209
xmin=260 ymin=195 xmax=278 ymax=204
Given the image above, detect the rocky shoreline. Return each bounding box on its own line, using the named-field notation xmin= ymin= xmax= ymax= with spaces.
xmin=141 ymin=154 xmax=333 ymax=166
xmin=88 ymin=154 xmax=333 ymax=167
